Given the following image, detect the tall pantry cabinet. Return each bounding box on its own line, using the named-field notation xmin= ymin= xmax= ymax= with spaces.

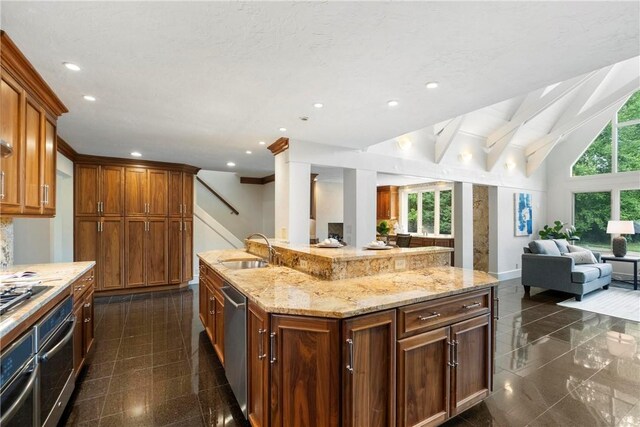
xmin=74 ymin=160 xmax=196 ymax=293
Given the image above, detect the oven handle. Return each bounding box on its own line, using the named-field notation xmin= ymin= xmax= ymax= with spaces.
xmin=0 ymin=363 xmax=39 ymax=425
xmin=39 ymin=316 xmax=76 ymax=363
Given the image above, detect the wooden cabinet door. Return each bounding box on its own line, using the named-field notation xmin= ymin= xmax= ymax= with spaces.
xmin=42 ymin=117 xmax=56 ymax=215
xmin=389 ymin=187 xmax=399 ymax=220
xmin=213 ymin=288 xmax=224 ymax=365
xmin=270 ymin=315 xmax=340 ymax=427
xmin=100 ymin=218 xmax=124 ymax=290
xmin=101 ymin=165 xmax=124 ymax=216
xmin=397 ymin=327 xmax=450 ymax=427
xmin=72 ymin=301 xmax=84 ymax=376
xmin=449 ymin=314 xmax=491 ymax=417
xmin=75 ymin=217 xmax=99 ymax=274
xmin=248 ymin=301 xmax=270 ymax=427
xmin=75 ymin=164 xmax=100 ymax=216
xmin=82 ymin=290 xmax=95 ymax=356
xmin=148 ymin=169 xmax=168 ymax=216
xmin=168 ymin=219 xmax=183 ymax=284
xmin=0 ymin=72 xmax=23 ymax=214
xmin=125 ymin=218 xmax=146 ymax=287
xmin=168 ymin=171 xmax=183 ymax=217
xmin=125 ymin=167 xmax=147 ymax=216
xmin=23 ymin=98 xmax=43 ymax=214
xmin=199 ymin=279 xmax=207 ymax=327
xmin=146 ymin=218 xmax=168 ymax=286
xmin=343 ymin=310 xmax=396 ymax=427
xmin=377 ymin=189 xmax=390 ymax=219
xmin=205 ymin=282 xmax=216 ymax=344
xmin=183 ymin=173 xmax=193 ymax=216
xmin=182 ymin=218 xmax=193 ymax=282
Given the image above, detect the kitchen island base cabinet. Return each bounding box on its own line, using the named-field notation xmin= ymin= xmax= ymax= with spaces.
xmin=248 ymin=302 xmax=270 ymax=427
xmin=343 ymin=310 xmax=396 ymax=427
xmin=270 ymin=315 xmax=340 ymax=427
xmin=72 ymin=268 xmax=95 ymax=377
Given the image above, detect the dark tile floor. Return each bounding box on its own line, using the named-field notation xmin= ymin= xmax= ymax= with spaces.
xmin=61 ymin=279 xmax=640 ymax=427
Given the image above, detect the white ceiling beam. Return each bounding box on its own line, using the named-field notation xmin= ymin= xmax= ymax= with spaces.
xmin=434 ymin=116 xmax=464 ymax=164
xmin=526 ymin=135 xmax=562 ymax=176
xmin=486 ymin=71 xmax=597 ymax=149
xmin=486 ymin=128 xmax=516 ymax=171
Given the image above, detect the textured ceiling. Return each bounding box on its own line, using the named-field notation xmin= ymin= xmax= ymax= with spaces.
xmin=2 ymin=1 xmax=638 ymax=175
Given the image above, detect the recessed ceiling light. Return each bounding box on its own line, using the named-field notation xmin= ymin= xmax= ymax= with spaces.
xmin=425 ymin=81 xmax=439 ymax=89
xmin=63 ymin=62 xmax=81 ymax=71
xmin=258 ymin=141 xmax=266 ymax=145
xmin=279 ymin=127 xmax=287 ymax=132
xmin=226 ymin=162 xmax=236 ymax=167
xmin=387 ymin=100 xmax=399 ymax=107
xmin=131 ymin=151 xmax=142 ymax=157
xmin=245 ymin=150 xmax=252 ymax=155
xmin=313 ymin=103 xmax=324 ymax=109
xmin=83 ymin=95 xmax=96 ymax=102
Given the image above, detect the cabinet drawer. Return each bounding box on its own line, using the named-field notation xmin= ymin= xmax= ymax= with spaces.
xmin=210 ymin=269 xmax=224 ymax=290
xmin=73 ymin=268 xmax=95 ymax=301
xmin=199 ymin=261 xmax=208 ymax=281
xmin=398 ymin=289 xmax=490 ymax=338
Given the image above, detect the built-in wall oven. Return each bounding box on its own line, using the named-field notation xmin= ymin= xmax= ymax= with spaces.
xmin=0 ymin=329 xmax=38 ymax=427
xmin=36 ymin=296 xmax=76 ymax=427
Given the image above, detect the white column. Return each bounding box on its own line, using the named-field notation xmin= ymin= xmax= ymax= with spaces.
xmin=274 ymin=150 xmax=310 ymax=244
xmin=343 ymin=169 xmax=376 ymax=248
xmin=454 ymin=182 xmax=474 ymax=269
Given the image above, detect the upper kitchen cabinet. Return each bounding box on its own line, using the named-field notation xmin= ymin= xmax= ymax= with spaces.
xmin=0 ymin=31 xmax=68 ymax=217
xmin=168 ymin=171 xmax=193 ymax=217
xmin=125 ymin=167 xmax=168 ymax=216
xmin=75 ymin=164 xmax=125 ymax=216
xmin=377 ymin=186 xmax=398 ymax=220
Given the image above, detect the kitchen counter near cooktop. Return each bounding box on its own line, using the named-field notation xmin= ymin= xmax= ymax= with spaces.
xmin=0 ymin=261 xmax=95 ymax=342
xmin=198 ymin=249 xmax=497 ymax=318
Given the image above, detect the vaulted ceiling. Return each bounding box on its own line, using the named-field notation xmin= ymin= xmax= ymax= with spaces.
xmin=2 ymin=1 xmax=639 ymax=175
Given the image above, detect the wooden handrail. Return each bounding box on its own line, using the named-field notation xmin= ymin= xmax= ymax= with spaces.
xmin=196 ymin=177 xmax=239 ymax=215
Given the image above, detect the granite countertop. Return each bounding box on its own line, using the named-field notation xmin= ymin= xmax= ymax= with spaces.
xmin=0 ymin=261 xmax=95 ymax=342
xmin=247 ymin=238 xmax=453 ymax=261
xmin=198 ymin=250 xmax=497 ymax=318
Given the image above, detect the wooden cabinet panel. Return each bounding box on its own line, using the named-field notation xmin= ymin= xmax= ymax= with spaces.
xmin=82 ymin=290 xmax=95 ymax=355
xmin=199 ymin=278 xmax=207 ymax=326
xmin=147 ymin=218 xmax=168 ymax=286
xmin=205 ymin=282 xmax=215 ymax=344
xmin=23 ymin=98 xmax=43 ymax=214
xmin=397 ymin=327 xmax=450 ymax=427
xmin=125 ymin=218 xmax=146 ymax=287
xmin=42 ymin=118 xmax=56 ymax=215
xmin=148 ymin=169 xmax=168 ymax=216
xmin=449 ymin=314 xmax=491 ymax=416
xmin=75 ymin=164 xmax=100 ymax=216
xmin=270 ymin=315 xmax=340 ymax=427
xmin=182 ymin=218 xmax=193 ymax=282
xmin=377 ymin=190 xmax=390 ymax=220
xmin=168 ymin=171 xmax=183 ymax=217
xmin=183 ymin=173 xmax=193 ymax=216
xmin=248 ymin=301 xmax=270 ymax=427
xmin=343 ymin=310 xmax=396 ymax=427
xmin=168 ymin=219 xmax=183 ymax=284
xmin=0 ymin=72 xmax=23 ymax=214
xmin=125 ymin=168 xmax=147 ymax=216
xmin=72 ymin=301 xmax=84 ymax=377
xmin=101 ymin=166 xmax=124 ymax=216
xmin=74 ymin=218 xmax=99 ymax=264
xmin=100 ymin=218 xmax=124 ymax=290
xmin=213 ymin=288 xmax=224 ymax=365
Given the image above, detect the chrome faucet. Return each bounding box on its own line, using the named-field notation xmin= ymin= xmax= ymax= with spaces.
xmin=245 ymin=233 xmax=280 ymax=265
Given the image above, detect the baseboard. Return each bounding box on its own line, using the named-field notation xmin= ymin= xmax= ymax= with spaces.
xmin=489 ymin=269 xmax=521 ymax=281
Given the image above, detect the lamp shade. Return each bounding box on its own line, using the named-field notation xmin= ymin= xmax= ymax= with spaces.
xmin=606 ymin=220 xmax=635 ymax=234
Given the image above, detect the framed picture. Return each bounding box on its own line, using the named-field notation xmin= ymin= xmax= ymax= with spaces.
xmin=515 ymin=193 xmax=533 ymax=236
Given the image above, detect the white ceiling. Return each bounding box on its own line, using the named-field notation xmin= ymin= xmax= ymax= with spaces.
xmin=2 ymin=1 xmax=639 ymax=175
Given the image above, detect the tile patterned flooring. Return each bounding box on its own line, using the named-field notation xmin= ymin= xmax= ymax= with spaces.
xmin=62 ymin=279 xmax=640 ymax=426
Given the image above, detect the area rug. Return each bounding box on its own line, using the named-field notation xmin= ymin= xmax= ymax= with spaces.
xmin=558 ymin=287 xmax=640 ymax=322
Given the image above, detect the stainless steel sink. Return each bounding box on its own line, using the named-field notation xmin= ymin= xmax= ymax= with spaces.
xmin=220 ymin=260 xmax=268 ymax=270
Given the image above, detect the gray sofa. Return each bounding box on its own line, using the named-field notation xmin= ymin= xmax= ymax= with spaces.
xmin=521 ymin=239 xmax=612 ymax=301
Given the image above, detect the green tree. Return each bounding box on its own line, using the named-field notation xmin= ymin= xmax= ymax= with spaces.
xmin=440 ymin=190 xmax=452 ymax=234
xmin=574 ymin=192 xmax=611 ymax=246
xmin=407 ymin=193 xmax=417 ymax=232
xmin=618 ymin=91 xmax=640 ymax=122
xmin=573 ymin=123 xmax=612 ymax=176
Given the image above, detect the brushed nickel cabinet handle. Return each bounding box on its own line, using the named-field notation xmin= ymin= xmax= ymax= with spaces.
xmin=269 ymin=332 xmax=277 ymax=364
xmin=463 ymin=302 xmax=481 ymax=310
xmin=0 ymin=171 xmax=5 ymax=199
xmin=209 ymin=296 xmax=215 ymax=315
xmin=258 ymin=328 xmax=267 ymax=360
xmin=179 ymin=203 xmax=183 ymax=214
xmin=494 ymin=297 xmax=500 ymax=320
xmin=418 ymin=312 xmax=440 ymax=321
xmin=346 ymin=338 xmax=354 ymax=373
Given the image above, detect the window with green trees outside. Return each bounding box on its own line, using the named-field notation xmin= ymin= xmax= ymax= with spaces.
xmin=574 ymin=192 xmax=611 ymax=251
xmin=621 ymin=189 xmax=640 ymax=253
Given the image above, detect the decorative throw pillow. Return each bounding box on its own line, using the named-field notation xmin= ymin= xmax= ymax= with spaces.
xmin=552 ymin=239 xmax=570 ymax=253
xmin=567 ymin=244 xmax=589 ymax=253
xmin=563 ymin=251 xmax=597 ymax=264
xmin=529 ymin=240 xmax=562 ymax=256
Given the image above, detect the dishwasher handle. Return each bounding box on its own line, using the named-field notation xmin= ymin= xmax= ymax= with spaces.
xmin=220 ymin=286 xmax=246 ymax=308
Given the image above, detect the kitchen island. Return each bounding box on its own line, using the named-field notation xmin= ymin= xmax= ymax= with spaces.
xmin=198 ymin=247 xmax=498 ymax=427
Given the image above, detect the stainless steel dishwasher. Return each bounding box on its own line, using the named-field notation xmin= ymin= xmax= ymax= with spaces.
xmin=221 ymin=283 xmax=247 ymax=418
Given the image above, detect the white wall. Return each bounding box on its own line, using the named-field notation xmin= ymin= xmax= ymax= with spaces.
xmin=13 ymin=152 xmax=74 ymax=265
xmin=315 ymin=181 xmax=344 ymax=241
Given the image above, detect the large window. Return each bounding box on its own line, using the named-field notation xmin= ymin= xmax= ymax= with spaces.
xmin=404 ymin=186 xmax=453 ymax=236
xmin=573 ymin=91 xmax=640 ymax=176
xmin=574 ymin=190 xmax=640 ymax=254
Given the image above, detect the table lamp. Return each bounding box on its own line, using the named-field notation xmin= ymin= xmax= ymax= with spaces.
xmin=606 ymin=220 xmax=635 ymax=257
